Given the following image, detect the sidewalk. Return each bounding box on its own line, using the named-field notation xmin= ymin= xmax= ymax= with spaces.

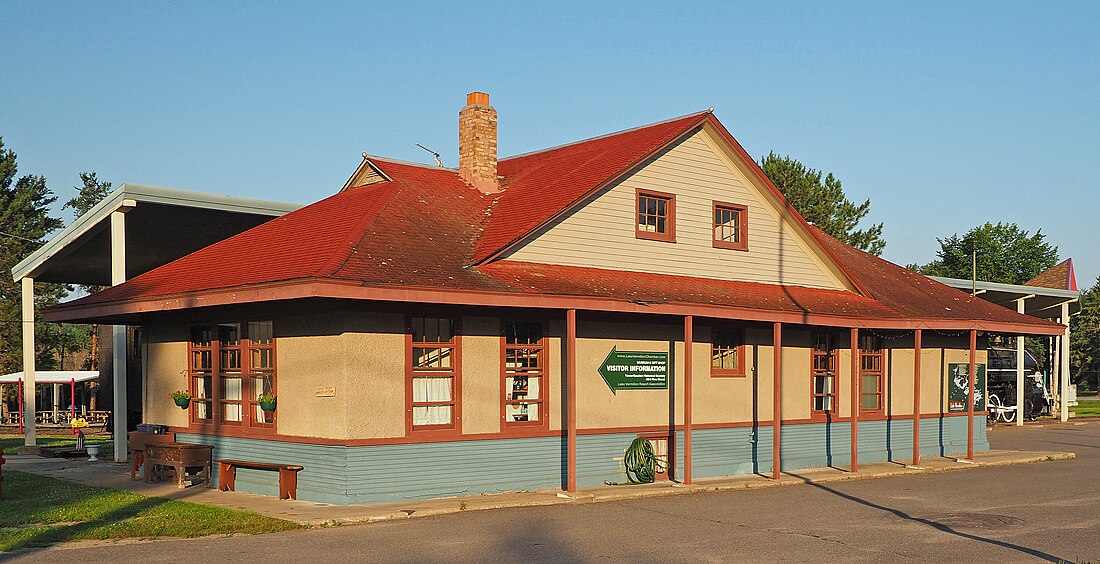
xmin=3 ymin=447 xmax=1075 ymax=527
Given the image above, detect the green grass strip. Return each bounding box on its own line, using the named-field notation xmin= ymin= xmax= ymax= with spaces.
xmin=0 ymin=471 xmax=299 ymax=551
xmin=1 ymin=435 xmax=113 ymax=455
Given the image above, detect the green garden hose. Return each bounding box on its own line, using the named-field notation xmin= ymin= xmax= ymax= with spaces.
xmin=606 ymin=437 xmax=669 ymax=485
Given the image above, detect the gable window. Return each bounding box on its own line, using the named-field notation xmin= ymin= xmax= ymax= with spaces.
xmin=811 ymin=333 xmax=837 ymax=417
xmin=859 ymin=333 xmax=884 ymax=414
xmin=636 ymin=189 xmax=676 ymax=242
xmin=711 ymin=328 xmax=746 ymax=377
xmin=502 ymin=321 xmax=547 ymax=428
xmin=188 ymin=320 xmax=276 ymax=431
xmin=713 ymin=201 xmax=748 ymax=250
xmin=408 ymin=316 xmax=460 ymax=433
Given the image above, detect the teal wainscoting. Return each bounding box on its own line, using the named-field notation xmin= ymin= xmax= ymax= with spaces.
xmin=177 ymin=415 xmax=987 ymax=504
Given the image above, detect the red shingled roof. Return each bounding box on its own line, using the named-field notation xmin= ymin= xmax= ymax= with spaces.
xmin=1025 ymin=259 xmax=1077 ymax=291
xmin=49 ymin=112 xmax=1063 ymax=334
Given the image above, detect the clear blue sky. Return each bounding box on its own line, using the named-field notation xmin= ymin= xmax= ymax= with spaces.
xmin=3 ymin=1 xmax=1097 ymax=286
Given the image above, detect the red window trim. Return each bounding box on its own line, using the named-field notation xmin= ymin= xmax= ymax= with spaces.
xmin=710 ymin=326 xmax=747 ymax=378
xmin=712 ymin=201 xmax=748 ymax=251
xmin=859 ymin=333 xmax=885 ymax=414
xmin=635 ymin=188 xmax=676 ymax=243
xmin=187 ymin=321 xmax=277 ymax=434
xmin=499 ymin=320 xmax=550 ymax=434
xmin=405 ymin=315 xmax=462 ymax=438
xmin=809 ymin=333 xmax=839 ymax=421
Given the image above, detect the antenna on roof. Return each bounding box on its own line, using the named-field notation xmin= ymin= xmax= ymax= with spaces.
xmin=416 ymin=144 xmax=444 ymax=167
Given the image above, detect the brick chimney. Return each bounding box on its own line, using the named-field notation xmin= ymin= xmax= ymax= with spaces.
xmin=458 ymin=91 xmax=500 ymax=194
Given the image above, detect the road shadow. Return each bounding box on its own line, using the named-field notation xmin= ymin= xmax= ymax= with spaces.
xmin=784 ymin=471 xmax=1067 ymax=562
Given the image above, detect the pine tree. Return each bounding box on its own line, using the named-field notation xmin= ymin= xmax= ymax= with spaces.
xmin=759 ymin=152 xmax=886 ymax=255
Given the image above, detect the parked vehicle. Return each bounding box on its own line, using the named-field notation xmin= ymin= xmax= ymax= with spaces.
xmin=987 ymin=348 xmax=1051 ymax=423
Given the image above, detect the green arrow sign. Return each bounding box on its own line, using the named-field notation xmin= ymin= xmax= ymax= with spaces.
xmin=598 ymin=347 xmax=669 ymax=394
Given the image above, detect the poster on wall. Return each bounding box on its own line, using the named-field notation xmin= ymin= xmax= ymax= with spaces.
xmin=598 ymin=347 xmax=668 ymax=394
xmin=948 ymin=363 xmax=986 ymax=412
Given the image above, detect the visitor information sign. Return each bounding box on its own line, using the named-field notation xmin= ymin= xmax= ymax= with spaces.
xmin=948 ymin=363 xmax=986 ymax=412
xmin=598 ymin=347 xmax=669 ymax=394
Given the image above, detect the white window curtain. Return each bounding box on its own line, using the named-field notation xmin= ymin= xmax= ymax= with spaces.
xmin=413 ymin=377 xmax=452 ymax=426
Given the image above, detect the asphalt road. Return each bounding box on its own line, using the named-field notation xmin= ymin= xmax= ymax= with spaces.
xmin=7 ymin=423 xmax=1100 ymax=563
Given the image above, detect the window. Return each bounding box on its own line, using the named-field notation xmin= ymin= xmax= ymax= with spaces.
xmin=713 ymin=201 xmax=748 ymax=250
xmin=859 ymin=333 xmax=884 ymax=413
xmin=711 ymin=328 xmax=746 ymax=377
xmin=502 ymin=321 xmax=547 ymax=428
xmin=408 ymin=316 xmax=460 ymax=433
xmin=188 ymin=320 xmax=276 ymax=431
xmin=811 ymin=333 xmax=837 ymax=416
xmin=636 ymin=189 xmax=676 ymax=242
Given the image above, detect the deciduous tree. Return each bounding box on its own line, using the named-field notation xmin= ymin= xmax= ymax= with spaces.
xmin=910 ymin=222 xmax=1058 ymax=285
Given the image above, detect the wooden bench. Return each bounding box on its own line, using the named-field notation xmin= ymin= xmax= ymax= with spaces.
xmin=216 ymin=459 xmax=303 ymax=500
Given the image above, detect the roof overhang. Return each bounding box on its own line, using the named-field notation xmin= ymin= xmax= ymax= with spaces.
xmin=12 ymin=183 xmax=301 ymax=286
xmin=929 ymin=276 xmax=1081 ymax=319
xmin=0 ymin=370 xmax=99 ymax=384
xmin=42 ymin=277 xmax=1068 ymax=336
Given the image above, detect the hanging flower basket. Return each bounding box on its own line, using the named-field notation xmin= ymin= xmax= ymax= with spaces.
xmin=258 ymin=394 xmax=277 ymax=413
xmin=171 ymin=390 xmax=192 ymax=409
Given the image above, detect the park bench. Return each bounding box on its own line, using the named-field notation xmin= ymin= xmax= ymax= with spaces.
xmin=216 ymin=459 xmax=303 ymax=500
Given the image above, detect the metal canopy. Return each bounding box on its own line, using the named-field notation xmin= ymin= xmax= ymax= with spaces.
xmin=11 ymin=183 xmax=301 ymax=285
xmin=929 ymin=276 xmax=1080 ymax=320
xmin=0 ymin=371 xmax=99 ymax=384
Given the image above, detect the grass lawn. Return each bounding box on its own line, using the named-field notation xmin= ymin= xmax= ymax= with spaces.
xmin=0 ymin=471 xmax=299 ymax=551
xmin=1 ymin=434 xmax=112 ymax=455
xmin=1072 ymin=401 xmax=1100 ymax=418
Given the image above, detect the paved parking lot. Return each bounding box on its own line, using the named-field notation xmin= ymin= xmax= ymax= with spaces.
xmin=8 ymin=422 xmax=1100 ymax=563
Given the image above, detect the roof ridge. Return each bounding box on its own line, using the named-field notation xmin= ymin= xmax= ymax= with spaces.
xmin=318 ymin=184 xmax=401 ymax=278
xmin=366 ymin=154 xmax=460 ymax=172
xmin=499 ymin=109 xmax=711 ymax=162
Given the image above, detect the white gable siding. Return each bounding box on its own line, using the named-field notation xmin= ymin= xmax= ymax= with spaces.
xmin=501 ymin=129 xmax=848 ymax=290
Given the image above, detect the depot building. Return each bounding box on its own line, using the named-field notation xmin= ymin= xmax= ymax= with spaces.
xmin=39 ymin=93 xmax=1065 ymax=504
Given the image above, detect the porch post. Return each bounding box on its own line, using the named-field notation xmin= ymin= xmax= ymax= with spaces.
xmin=850 ymin=327 xmax=859 ymax=473
xmin=566 ymin=308 xmax=577 ymax=493
xmin=683 ymin=315 xmax=693 ymax=485
xmin=21 ymin=276 xmax=37 ymax=448
xmin=1061 ymin=302 xmax=1071 ymax=423
xmin=968 ymin=329 xmax=977 ymax=460
xmin=1015 ymin=297 xmax=1029 ymax=427
xmin=772 ymin=322 xmax=782 ymax=480
xmin=111 ymin=208 xmax=128 ymax=462
xmin=912 ymin=329 xmax=922 ymax=465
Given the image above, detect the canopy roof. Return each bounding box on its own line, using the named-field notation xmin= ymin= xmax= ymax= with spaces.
xmin=12 ymin=183 xmax=301 ymax=286
xmin=0 ymin=371 xmax=99 ymax=384
xmin=929 ymin=274 xmax=1080 ymax=320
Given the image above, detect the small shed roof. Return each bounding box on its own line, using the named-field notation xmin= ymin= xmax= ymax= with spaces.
xmin=0 ymin=371 xmax=100 ymax=384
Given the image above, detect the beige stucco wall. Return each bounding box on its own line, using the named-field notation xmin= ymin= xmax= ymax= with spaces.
xmin=342 ymin=312 xmax=407 ymax=439
xmin=573 ymin=320 xmax=685 ymax=429
xmin=503 ymin=127 xmax=848 ymax=291
xmin=461 ymin=316 xmax=503 ymax=435
xmin=141 ymin=310 xmax=987 ymax=441
xmin=143 ymin=324 xmax=189 ymax=429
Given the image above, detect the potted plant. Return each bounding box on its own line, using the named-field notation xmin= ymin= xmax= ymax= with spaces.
xmin=258 ymin=393 xmax=277 ymax=413
xmin=171 ymin=390 xmax=192 ymax=409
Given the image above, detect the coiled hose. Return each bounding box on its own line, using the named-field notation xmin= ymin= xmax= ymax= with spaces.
xmin=606 ymin=437 xmax=669 ymax=485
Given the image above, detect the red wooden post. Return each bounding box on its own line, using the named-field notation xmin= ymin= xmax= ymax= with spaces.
xmin=566 ymin=308 xmax=577 ymax=493
xmin=772 ymin=322 xmax=782 ymax=480
xmin=968 ymin=329 xmax=977 ymax=460
xmin=683 ymin=315 xmax=693 ymax=485
xmin=850 ymin=327 xmax=859 ymax=473
xmin=913 ymin=329 xmax=922 ymax=466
